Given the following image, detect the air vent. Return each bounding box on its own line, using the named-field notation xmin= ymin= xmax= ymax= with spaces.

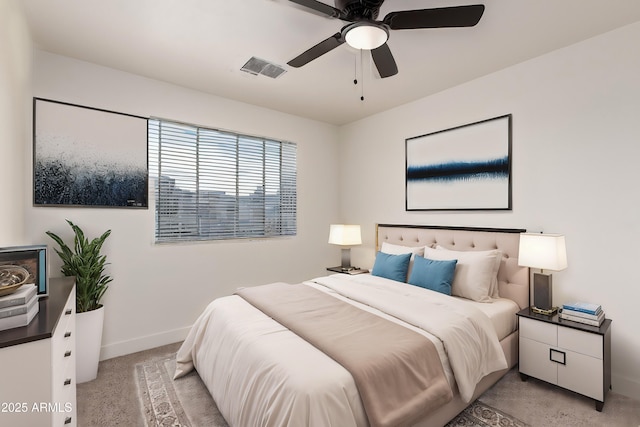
xmin=241 ymin=57 xmax=287 ymax=79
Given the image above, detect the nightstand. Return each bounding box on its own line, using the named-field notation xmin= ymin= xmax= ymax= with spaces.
xmin=516 ymin=307 xmax=612 ymax=411
xmin=326 ymin=266 xmax=369 ymax=275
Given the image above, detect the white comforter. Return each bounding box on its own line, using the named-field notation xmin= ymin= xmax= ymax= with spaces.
xmin=175 ymin=274 xmax=507 ymax=427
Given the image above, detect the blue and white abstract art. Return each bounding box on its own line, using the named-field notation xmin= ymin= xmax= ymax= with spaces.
xmin=34 ymin=99 xmax=148 ymax=208
xmin=406 ymin=115 xmax=512 ymax=211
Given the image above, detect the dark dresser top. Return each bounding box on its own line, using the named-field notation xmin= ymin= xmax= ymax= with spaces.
xmin=0 ymin=277 xmax=75 ymax=349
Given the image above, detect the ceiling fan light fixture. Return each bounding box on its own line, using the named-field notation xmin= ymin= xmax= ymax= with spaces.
xmin=344 ymin=23 xmax=388 ymax=50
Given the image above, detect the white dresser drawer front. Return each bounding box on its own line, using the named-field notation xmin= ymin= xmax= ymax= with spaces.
xmin=52 ymin=375 xmax=76 ymax=426
xmin=558 ymin=350 xmax=604 ymax=400
xmin=52 ymin=326 xmax=75 ymax=391
xmin=558 ymin=326 xmax=603 ymax=359
xmin=519 ymin=337 xmax=558 ymax=385
xmin=54 ymin=410 xmax=76 ymax=427
xmin=520 ymin=317 xmax=557 ymax=346
xmin=53 ymin=349 xmax=75 ymax=399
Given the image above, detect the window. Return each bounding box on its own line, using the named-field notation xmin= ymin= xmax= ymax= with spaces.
xmin=149 ymin=119 xmax=296 ymax=242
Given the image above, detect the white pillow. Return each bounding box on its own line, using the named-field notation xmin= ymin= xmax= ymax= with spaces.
xmin=436 ymin=245 xmax=502 ymax=298
xmin=381 ymin=242 xmax=425 ymax=280
xmin=381 ymin=242 xmax=425 ymax=257
xmin=425 ymin=246 xmax=501 ymax=302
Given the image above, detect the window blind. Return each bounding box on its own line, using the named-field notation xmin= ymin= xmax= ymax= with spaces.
xmin=149 ymin=119 xmax=297 ymax=242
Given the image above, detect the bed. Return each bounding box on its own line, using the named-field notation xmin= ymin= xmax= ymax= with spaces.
xmin=175 ymin=224 xmax=529 ymax=427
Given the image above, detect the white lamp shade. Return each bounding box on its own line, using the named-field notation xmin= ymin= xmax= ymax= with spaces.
xmin=345 ymin=25 xmax=388 ymax=50
xmin=328 ymin=224 xmax=362 ymax=246
xmin=518 ymin=233 xmax=568 ymax=271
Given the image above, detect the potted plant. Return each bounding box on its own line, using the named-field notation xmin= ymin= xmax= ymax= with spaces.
xmin=46 ymin=219 xmax=112 ymax=383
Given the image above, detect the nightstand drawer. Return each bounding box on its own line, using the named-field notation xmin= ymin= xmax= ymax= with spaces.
xmin=558 ymin=326 xmax=602 ymax=359
xmin=558 ymin=351 xmax=603 ymax=400
xmin=519 ymin=317 xmax=557 ymax=346
xmin=519 ymin=337 xmax=558 ymax=384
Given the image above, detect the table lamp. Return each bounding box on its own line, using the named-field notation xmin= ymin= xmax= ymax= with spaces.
xmin=518 ymin=233 xmax=567 ymax=315
xmin=328 ymin=224 xmax=362 ymax=271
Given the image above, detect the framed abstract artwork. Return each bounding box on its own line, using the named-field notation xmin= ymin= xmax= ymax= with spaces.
xmin=33 ymin=98 xmax=149 ymax=208
xmin=405 ymin=114 xmax=512 ymax=211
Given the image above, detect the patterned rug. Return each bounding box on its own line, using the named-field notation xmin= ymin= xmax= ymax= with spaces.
xmin=136 ymin=355 xmax=528 ymax=427
xmin=444 ymin=400 xmax=529 ymax=427
xmin=136 ymin=356 xmax=193 ymax=426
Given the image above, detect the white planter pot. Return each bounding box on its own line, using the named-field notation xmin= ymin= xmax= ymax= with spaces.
xmin=76 ymin=305 xmax=105 ymax=383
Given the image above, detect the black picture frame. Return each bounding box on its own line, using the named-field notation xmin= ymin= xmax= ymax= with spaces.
xmin=0 ymin=245 xmax=48 ymax=296
xmin=405 ymin=114 xmax=512 ymax=211
xmin=33 ymin=98 xmax=149 ymax=208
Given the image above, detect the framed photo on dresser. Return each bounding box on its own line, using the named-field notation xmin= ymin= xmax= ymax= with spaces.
xmin=0 ymin=245 xmax=48 ymax=296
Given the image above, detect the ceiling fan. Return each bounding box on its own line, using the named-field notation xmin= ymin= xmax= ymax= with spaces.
xmin=286 ymin=0 xmax=485 ymax=78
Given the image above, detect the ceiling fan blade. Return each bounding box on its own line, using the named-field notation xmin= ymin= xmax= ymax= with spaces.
xmin=383 ymin=5 xmax=485 ymax=30
xmin=288 ymin=0 xmax=341 ymax=18
xmin=287 ymin=33 xmax=345 ymax=68
xmin=371 ymin=43 xmax=398 ymax=78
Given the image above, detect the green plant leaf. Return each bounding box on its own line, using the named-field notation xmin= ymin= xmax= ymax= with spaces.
xmin=46 ymin=220 xmax=112 ymax=313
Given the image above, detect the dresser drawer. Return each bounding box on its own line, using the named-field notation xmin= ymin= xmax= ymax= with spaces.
xmin=53 ymin=411 xmax=75 ymax=427
xmin=52 ymin=375 xmax=76 ymax=427
xmin=558 ymin=326 xmax=602 ymax=359
xmin=52 ymin=345 xmax=75 ymax=399
xmin=519 ymin=317 xmax=557 ymax=346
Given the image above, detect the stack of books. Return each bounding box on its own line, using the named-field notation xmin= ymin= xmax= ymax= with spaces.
xmin=560 ymin=301 xmax=604 ymax=326
xmin=0 ymin=284 xmax=39 ymax=332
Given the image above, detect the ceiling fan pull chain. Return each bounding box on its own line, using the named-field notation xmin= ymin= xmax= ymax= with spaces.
xmin=353 ymin=53 xmax=358 ymax=85
xmin=360 ymin=49 xmax=365 ymax=101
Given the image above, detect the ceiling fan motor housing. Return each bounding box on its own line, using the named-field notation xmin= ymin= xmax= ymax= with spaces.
xmin=336 ymin=0 xmax=384 ymax=20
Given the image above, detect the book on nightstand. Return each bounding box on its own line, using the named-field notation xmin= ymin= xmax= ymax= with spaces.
xmin=0 ymin=291 xmax=39 ymax=331
xmin=560 ymin=308 xmax=605 ymax=326
xmin=562 ymin=301 xmax=602 ymax=315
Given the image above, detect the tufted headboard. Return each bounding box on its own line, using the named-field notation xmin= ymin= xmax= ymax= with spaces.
xmin=376 ymin=224 xmax=529 ymax=309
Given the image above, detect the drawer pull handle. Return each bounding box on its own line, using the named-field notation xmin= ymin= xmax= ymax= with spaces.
xmin=64 ymin=416 xmax=72 ymax=424
xmin=549 ymin=348 xmax=566 ymax=365
xmin=64 ymin=378 xmax=71 ymax=386
xmin=65 ymin=309 xmax=72 ymax=315
xmin=64 ymin=350 xmax=72 ymax=357
xmin=64 ymin=331 xmax=72 ymax=338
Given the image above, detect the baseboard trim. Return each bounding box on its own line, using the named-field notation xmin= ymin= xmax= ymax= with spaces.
xmin=99 ymin=325 xmax=192 ymax=361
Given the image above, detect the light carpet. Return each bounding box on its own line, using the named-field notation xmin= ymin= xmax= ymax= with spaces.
xmin=135 ymin=354 xmax=528 ymax=427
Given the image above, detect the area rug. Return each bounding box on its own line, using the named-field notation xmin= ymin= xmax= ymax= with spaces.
xmin=444 ymin=400 xmax=529 ymax=427
xmin=136 ymin=355 xmax=227 ymax=427
xmin=136 ymin=354 xmax=528 ymax=427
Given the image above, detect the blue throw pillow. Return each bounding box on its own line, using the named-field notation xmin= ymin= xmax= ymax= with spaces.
xmin=371 ymin=252 xmax=412 ymax=282
xmin=408 ymin=256 xmax=457 ymax=295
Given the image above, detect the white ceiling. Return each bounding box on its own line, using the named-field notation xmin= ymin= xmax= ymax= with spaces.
xmin=21 ymin=0 xmax=640 ymax=125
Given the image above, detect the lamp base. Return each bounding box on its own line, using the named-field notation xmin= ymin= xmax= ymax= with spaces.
xmin=531 ymin=306 xmax=558 ymax=316
xmin=533 ymin=272 xmax=554 ymax=312
xmin=340 ymin=248 xmax=352 ymax=269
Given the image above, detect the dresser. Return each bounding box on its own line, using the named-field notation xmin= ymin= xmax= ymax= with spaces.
xmin=0 ymin=277 xmax=77 ymax=426
xmin=517 ymin=307 xmax=612 ymax=411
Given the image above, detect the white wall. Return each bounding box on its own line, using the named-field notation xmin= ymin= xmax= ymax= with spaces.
xmin=0 ymin=0 xmax=30 ymax=245
xmin=338 ymin=22 xmax=640 ymax=400
xmin=26 ymin=51 xmax=341 ymax=359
